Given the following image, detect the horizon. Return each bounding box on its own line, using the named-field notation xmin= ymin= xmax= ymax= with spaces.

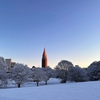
xmin=0 ymin=0 xmax=100 ymax=68
xmin=1 ymin=48 xmax=100 ymax=68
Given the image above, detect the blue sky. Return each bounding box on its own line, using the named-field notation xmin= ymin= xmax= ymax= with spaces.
xmin=0 ymin=0 xmax=100 ymax=68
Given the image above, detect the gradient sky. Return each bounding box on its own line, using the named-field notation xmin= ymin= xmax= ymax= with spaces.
xmin=0 ymin=0 xmax=100 ymax=68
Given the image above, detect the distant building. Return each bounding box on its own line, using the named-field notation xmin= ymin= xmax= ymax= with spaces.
xmin=11 ymin=62 xmax=16 ymax=68
xmin=6 ymin=59 xmax=16 ymax=71
xmin=42 ymin=48 xmax=48 ymax=68
xmin=6 ymin=59 xmax=11 ymax=71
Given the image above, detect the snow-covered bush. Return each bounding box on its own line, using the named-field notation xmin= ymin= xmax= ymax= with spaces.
xmin=0 ymin=57 xmax=8 ymax=87
xmin=11 ymin=63 xmax=31 ymax=88
xmin=87 ymin=61 xmax=100 ymax=81
xmin=55 ymin=60 xmax=73 ymax=83
xmin=67 ymin=65 xmax=88 ymax=82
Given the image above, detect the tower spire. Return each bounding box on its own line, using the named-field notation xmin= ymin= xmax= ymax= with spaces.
xmin=42 ymin=48 xmax=48 ymax=68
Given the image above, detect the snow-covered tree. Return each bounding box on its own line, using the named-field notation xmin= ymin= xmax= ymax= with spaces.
xmin=55 ymin=60 xmax=73 ymax=83
xmin=11 ymin=63 xmax=31 ymax=88
xmin=67 ymin=65 xmax=88 ymax=82
xmin=0 ymin=57 xmax=8 ymax=71
xmin=31 ymin=68 xmax=49 ymax=86
xmin=0 ymin=70 xmax=8 ymax=87
xmin=57 ymin=60 xmax=73 ymax=70
xmin=87 ymin=61 xmax=100 ymax=81
xmin=0 ymin=57 xmax=8 ymax=87
xmin=42 ymin=67 xmax=56 ymax=78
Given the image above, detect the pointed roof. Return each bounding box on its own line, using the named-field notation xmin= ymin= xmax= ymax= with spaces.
xmin=42 ymin=48 xmax=47 ymax=57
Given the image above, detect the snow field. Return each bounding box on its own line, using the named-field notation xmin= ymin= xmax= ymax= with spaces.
xmin=0 ymin=79 xmax=100 ymax=100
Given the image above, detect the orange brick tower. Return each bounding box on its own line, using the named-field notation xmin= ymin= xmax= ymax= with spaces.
xmin=42 ymin=48 xmax=48 ymax=68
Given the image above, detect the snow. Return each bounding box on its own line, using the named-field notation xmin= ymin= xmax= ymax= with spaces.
xmin=0 ymin=78 xmax=100 ymax=100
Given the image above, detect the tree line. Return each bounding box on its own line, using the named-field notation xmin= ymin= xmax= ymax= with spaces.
xmin=0 ymin=56 xmax=100 ymax=88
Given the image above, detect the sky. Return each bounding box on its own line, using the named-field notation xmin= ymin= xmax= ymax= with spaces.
xmin=0 ymin=0 xmax=100 ymax=68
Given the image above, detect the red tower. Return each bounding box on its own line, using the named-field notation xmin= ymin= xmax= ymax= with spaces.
xmin=42 ymin=48 xmax=48 ymax=68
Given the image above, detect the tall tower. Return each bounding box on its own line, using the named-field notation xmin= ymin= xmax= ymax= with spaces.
xmin=42 ymin=48 xmax=48 ymax=68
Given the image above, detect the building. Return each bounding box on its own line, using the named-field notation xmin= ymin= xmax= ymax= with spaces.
xmin=11 ymin=62 xmax=16 ymax=68
xmin=6 ymin=59 xmax=11 ymax=71
xmin=42 ymin=48 xmax=48 ymax=68
xmin=6 ymin=59 xmax=16 ymax=71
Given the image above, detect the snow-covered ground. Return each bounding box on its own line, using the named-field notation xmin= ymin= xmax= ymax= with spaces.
xmin=0 ymin=78 xmax=100 ymax=100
